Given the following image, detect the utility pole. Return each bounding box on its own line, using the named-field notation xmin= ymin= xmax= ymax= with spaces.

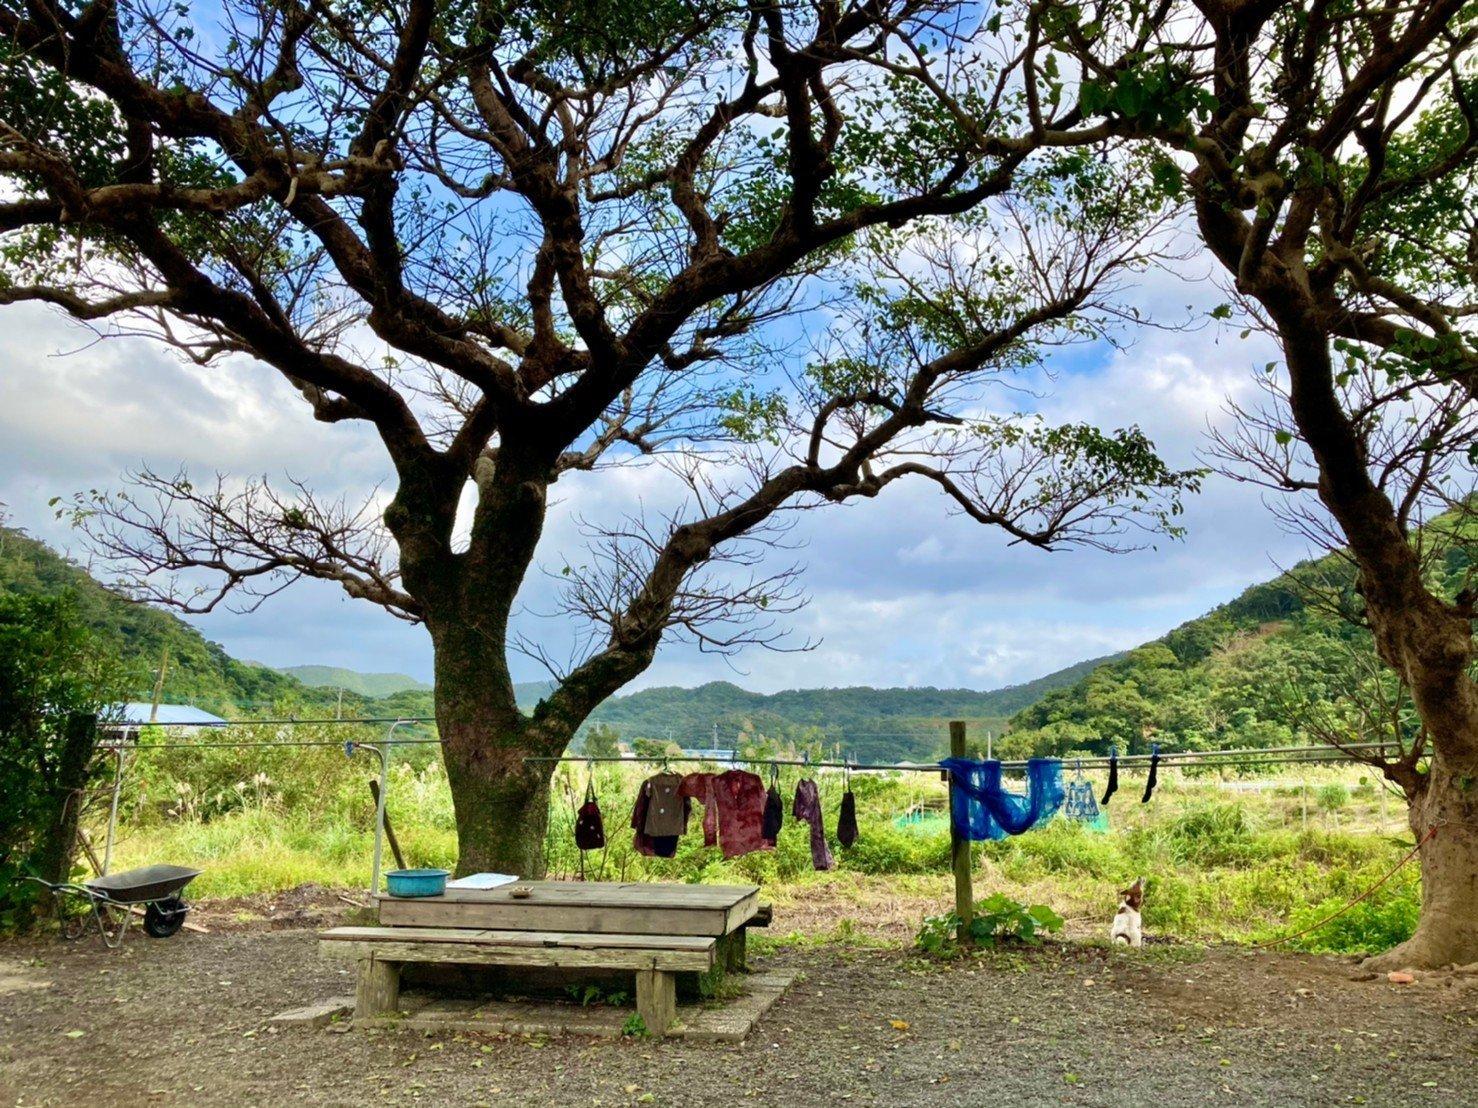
xmin=148 ymin=645 xmax=170 ymax=723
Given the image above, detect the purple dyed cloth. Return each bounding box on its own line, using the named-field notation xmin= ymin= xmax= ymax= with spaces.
xmin=792 ymin=779 xmax=834 ymax=871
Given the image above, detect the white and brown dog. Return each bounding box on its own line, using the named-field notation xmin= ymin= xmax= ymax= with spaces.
xmin=1110 ymin=877 xmax=1145 ymax=948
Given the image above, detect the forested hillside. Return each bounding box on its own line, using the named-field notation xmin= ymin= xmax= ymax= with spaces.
xmin=280 ymin=665 xmax=431 ymax=697
xmin=581 ymin=657 xmax=1116 ymax=762
xmin=1005 ymin=529 xmax=1474 ymax=758
xmin=0 ymin=525 xmax=343 ymax=716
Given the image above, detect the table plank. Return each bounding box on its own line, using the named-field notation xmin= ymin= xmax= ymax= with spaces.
xmin=375 ymin=881 xmax=762 ymax=936
xmin=378 ymin=881 xmax=758 ymax=909
xmin=321 ymin=926 xmax=717 ymax=951
xmin=320 ymin=939 xmax=714 ymax=972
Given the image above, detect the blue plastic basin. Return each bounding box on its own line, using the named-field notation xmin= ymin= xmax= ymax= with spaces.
xmin=384 ymin=868 xmax=449 ymax=898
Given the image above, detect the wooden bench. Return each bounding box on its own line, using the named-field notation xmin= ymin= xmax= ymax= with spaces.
xmin=320 ymin=926 xmax=717 ymax=1035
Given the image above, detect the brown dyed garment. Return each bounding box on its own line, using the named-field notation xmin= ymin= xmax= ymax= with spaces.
xmin=713 ymin=769 xmax=769 ymax=859
xmin=641 ymin=772 xmax=689 ymax=838
xmin=679 ymin=769 xmax=768 ymax=858
xmin=630 ymin=781 xmax=656 ymax=857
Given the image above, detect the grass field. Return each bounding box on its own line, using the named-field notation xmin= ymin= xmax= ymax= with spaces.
xmin=103 ymin=725 xmax=1420 ymax=956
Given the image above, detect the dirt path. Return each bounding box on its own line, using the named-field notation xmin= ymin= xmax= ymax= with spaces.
xmin=2 ymin=907 xmax=1475 ymax=1107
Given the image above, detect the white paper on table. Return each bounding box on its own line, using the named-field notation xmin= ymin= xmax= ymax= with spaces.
xmin=445 ymin=872 xmax=520 ymax=890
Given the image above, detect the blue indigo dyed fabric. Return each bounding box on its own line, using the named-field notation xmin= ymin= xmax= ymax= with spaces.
xmin=939 ymin=758 xmax=1066 ymax=840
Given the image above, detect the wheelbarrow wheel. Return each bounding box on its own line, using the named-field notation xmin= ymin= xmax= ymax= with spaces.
xmin=143 ymin=896 xmax=188 ymax=938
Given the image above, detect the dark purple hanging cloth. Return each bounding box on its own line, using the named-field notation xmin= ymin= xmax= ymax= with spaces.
xmin=792 ymin=778 xmax=834 ymax=871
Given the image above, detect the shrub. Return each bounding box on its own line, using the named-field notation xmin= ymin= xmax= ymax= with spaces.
xmin=1274 ymin=867 xmax=1420 ymax=954
xmin=1316 ymin=783 xmax=1350 ymax=812
xmin=915 ymin=895 xmax=1064 ymax=956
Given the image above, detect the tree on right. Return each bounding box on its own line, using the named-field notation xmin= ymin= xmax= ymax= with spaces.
xmin=1030 ymin=0 xmax=1478 ymax=966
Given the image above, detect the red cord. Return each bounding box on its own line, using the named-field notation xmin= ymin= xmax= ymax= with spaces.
xmin=1251 ymin=826 xmax=1438 ymax=950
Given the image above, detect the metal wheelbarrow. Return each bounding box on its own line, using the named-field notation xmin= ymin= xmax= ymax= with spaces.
xmin=25 ymin=864 xmax=201 ymax=948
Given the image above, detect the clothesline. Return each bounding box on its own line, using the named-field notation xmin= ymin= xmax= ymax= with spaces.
xmin=525 ymin=740 xmax=1405 ymax=774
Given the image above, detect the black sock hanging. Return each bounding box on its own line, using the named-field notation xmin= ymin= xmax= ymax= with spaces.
xmin=1141 ymin=744 xmax=1160 ymax=804
xmin=761 ymin=762 xmax=784 ymax=843
xmin=837 ymin=765 xmax=858 ymax=847
xmin=1101 ymin=748 xmax=1119 ymax=806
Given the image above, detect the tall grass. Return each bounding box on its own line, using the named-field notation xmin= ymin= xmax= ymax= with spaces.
xmin=105 ymin=743 xmax=1419 ymax=954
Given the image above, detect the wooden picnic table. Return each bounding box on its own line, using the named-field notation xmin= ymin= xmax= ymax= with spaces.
xmin=322 ymin=881 xmax=767 ymax=1035
xmin=374 ymin=880 xmax=761 ymax=937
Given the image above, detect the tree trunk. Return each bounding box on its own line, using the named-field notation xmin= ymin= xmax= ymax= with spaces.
xmin=428 ymin=618 xmax=567 ymax=879
xmin=441 ymin=731 xmax=556 ymax=878
xmin=1367 ymin=755 xmax=1478 ymax=970
xmin=34 ymin=713 xmax=98 ymax=900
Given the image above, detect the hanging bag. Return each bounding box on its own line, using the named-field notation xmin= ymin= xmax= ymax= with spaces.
xmin=575 ymin=773 xmax=606 ymax=851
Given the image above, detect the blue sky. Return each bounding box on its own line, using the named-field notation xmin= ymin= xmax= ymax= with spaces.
xmin=0 ymin=239 xmax=1319 ymax=694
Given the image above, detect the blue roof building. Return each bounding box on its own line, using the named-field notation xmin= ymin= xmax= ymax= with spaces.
xmin=109 ymin=703 xmax=230 ymax=727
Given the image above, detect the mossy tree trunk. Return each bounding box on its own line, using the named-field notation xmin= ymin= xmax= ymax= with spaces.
xmin=1274 ymin=312 xmax=1478 ymax=969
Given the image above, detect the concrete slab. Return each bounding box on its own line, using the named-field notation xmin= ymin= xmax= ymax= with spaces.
xmin=356 ymin=969 xmax=799 ymax=1042
xmin=268 ymin=997 xmax=354 ymax=1028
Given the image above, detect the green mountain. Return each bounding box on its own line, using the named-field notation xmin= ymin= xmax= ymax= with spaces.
xmin=0 ymin=525 xmax=350 ymax=717
xmin=580 ymin=656 xmax=1118 ymax=763
xmin=280 ymin=665 xmax=431 ymax=698
xmin=1002 ymin=533 xmax=1469 ymax=758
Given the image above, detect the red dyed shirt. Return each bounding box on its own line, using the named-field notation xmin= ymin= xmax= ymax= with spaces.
xmin=681 ymin=769 xmax=769 ymax=859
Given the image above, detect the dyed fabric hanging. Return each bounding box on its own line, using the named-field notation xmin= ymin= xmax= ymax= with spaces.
xmin=632 ymin=772 xmax=690 ymax=858
xmin=761 ymin=764 xmax=784 ymax=846
xmin=836 ymin=790 xmax=858 ymax=847
xmin=1101 ymin=747 xmax=1119 ymax=806
xmin=836 ymin=764 xmax=859 ymax=848
xmin=792 ymin=779 xmax=834 ymax=870
xmin=1063 ymin=780 xmax=1100 ymax=823
xmin=940 ymin=758 xmax=1065 ymax=841
xmin=680 ymin=769 xmax=769 ymax=859
xmin=1141 ymin=744 xmax=1161 ymax=804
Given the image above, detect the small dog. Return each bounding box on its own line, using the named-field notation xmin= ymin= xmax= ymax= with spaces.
xmin=1110 ymin=877 xmax=1145 ymax=948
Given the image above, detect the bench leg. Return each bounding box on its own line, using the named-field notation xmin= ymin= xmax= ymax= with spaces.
xmin=355 ymin=956 xmax=400 ymax=1019
xmin=721 ymin=927 xmax=748 ymax=973
xmin=635 ymin=969 xmax=676 ymax=1036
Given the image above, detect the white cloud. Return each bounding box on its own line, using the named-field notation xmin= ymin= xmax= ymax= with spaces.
xmin=0 ymin=239 xmax=1321 ymax=696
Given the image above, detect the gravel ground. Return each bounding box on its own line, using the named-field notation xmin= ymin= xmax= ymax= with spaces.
xmin=2 ymin=906 xmax=1476 ymax=1107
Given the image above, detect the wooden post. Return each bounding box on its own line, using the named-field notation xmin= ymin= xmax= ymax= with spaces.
xmin=355 ymin=956 xmax=400 ymax=1019
xmin=635 ymin=969 xmax=677 ymax=1036
xmin=948 ymin=720 xmax=974 ymax=943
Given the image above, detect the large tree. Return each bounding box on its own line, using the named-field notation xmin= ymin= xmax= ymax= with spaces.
xmin=0 ymin=0 xmax=1199 ymax=874
xmin=1044 ymin=0 xmax=1478 ymax=965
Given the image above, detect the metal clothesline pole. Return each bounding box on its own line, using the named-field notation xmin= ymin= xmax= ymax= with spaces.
xmin=99 ymin=715 xmax=439 ymax=728
xmin=98 ymin=736 xmax=445 ymax=751
xmin=345 ymin=719 xmax=411 ymax=897
xmin=523 ymin=740 xmax=1406 ymax=774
